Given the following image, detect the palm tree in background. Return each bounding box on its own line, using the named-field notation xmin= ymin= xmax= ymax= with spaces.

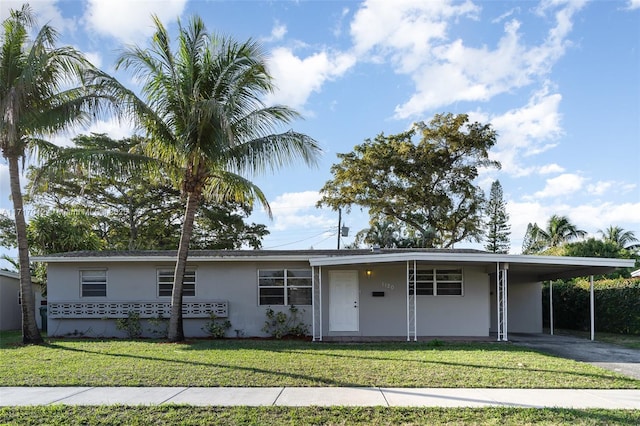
xmin=598 ymin=225 xmax=639 ymax=251
xmin=1 ymin=5 xmax=113 ymax=344
xmin=112 ymin=16 xmax=321 ymax=341
xmin=522 ymin=215 xmax=587 ymax=254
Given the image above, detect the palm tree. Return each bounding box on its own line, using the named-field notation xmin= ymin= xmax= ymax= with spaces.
xmin=1 ymin=6 xmax=112 ymax=343
xmin=112 ymin=16 xmax=321 ymax=341
xmin=598 ymin=225 xmax=639 ymax=251
xmin=522 ymin=215 xmax=586 ymax=254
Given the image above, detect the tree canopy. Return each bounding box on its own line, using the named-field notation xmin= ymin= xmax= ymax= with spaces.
xmin=29 ymin=134 xmax=269 ymax=251
xmin=318 ymin=113 xmax=500 ymax=248
xmin=484 ymin=180 xmax=510 ymax=253
xmin=109 ymin=15 xmax=321 ymax=341
xmin=522 ymin=215 xmax=587 ymax=254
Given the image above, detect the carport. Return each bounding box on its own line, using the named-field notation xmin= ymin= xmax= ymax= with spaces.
xmin=307 ymin=251 xmax=634 ymax=342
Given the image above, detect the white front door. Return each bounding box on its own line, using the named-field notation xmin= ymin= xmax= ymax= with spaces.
xmin=329 ymin=270 xmax=359 ymax=332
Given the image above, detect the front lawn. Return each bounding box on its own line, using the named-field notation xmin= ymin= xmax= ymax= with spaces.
xmin=1 ymin=332 xmax=637 ymax=388
xmin=1 ymin=406 xmax=640 ymax=426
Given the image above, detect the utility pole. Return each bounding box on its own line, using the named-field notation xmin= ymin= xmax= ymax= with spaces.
xmin=337 ymin=208 xmax=342 ymax=249
xmin=337 ymin=208 xmax=349 ymax=249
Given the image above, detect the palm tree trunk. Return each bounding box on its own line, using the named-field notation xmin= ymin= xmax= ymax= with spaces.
xmin=167 ymin=191 xmax=200 ymax=342
xmin=8 ymin=156 xmax=43 ymax=344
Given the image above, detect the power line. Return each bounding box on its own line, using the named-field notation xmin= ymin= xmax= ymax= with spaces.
xmin=263 ymin=228 xmax=336 ymax=249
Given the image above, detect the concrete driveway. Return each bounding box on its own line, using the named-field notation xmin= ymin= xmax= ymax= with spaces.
xmin=510 ymin=333 xmax=640 ymax=380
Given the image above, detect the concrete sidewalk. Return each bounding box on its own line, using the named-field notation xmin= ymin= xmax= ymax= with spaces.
xmin=1 ymin=387 xmax=639 ymax=408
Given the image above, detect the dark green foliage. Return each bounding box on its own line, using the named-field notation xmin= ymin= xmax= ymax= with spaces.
xmin=484 ymin=180 xmax=510 ymax=253
xmin=201 ymin=313 xmax=232 ymax=338
xmin=543 ymin=279 xmax=640 ymax=334
xmin=262 ymin=306 xmax=309 ymax=339
xmin=115 ymin=311 xmax=142 ymax=339
xmin=318 ymin=113 xmax=500 ymax=248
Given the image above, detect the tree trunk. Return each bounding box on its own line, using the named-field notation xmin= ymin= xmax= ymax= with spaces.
xmin=167 ymin=191 xmax=200 ymax=342
xmin=8 ymin=156 xmax=43 ymax=344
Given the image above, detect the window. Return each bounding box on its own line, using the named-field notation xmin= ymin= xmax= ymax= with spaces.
xmin=258 ymin=269 xmax=312 ymax=305
xmin=81 ymin=270 xmax=107 ymax=297
xmin=157 ymin=269 xmax=196 ymax=297
xmin=409 ymin=267 xmax=463 ymax=296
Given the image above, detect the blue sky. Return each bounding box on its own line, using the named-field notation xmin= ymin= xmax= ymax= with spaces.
xmin=1 ymin=0 xmax=639 ymax=265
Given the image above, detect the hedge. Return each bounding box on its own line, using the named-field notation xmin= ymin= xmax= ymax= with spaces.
xmin=542 ymin=278 xmax=640 ymax=335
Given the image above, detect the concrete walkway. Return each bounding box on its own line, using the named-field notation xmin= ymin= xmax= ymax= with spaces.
xmin=1 ymin=387 xmax=639 ymax=408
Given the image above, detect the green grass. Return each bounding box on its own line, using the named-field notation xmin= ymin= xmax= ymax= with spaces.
xmin=1 ymin=406 xmax=639 ymax=425
xmin=1 ymin=332 xmax=637 ymax=388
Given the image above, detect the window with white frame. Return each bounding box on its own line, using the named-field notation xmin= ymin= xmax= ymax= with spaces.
xmin=81 ymin=270 xmax=107 ymax=297
xmin=258 ymin=269 xmax=312 ymax=305
xmin=157 ymin=269 xmax=196 ymax=297
xmin=409 ymin=267 xmax=463 ymax=296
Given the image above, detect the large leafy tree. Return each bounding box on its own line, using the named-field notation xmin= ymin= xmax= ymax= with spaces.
xmin=28 ymin=134 xmax=183 ymax=250
xmin=110 ymin=16 xmax=320 ymax=341
xmin=0 ymin=6 xmax=112 ymax=343
xmin=484 ymin=180 xmax=510 ymax=253
xmin=30 ymin=133 xmax=270 ymax=251
xmin=318 ymin=113 xmax=500 ymax=248
xmin=522 ymin=215 xmax=587 ymax=254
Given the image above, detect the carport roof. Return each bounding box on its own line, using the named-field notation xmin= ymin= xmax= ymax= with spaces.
xmin=34 ymin=249 xmax=634 ymax=281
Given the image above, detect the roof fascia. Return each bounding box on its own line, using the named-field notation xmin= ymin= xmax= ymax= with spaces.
xmin=33 ymin=255 xmax=314 ymax=263
xmin=309 ymin=252 xmax=635 ymax=269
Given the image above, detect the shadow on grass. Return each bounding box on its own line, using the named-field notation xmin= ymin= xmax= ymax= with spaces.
xmin=41 ymin=340 xmax=638 ymax=388
xmin=45 ymin=342 xmax=360 ymax=387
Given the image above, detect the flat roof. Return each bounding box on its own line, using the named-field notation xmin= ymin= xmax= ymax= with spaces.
xmin=33 ymin=249 xmax=635 ymax=281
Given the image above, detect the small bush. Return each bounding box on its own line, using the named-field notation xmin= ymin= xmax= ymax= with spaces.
xmin=202 ymin=313 xmax=231 ymax=338
xmin=146 ymin=314 xmax=168 ymax=338
xmin=262 ymin=305 xmax=309 ymax=339
xmin=115 ymin=311 xmax=142 ymax=338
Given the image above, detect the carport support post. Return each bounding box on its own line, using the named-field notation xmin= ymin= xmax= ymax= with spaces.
xmin=549 ymin=280 xmax=554 ymax=335
xmin=590 ymin=275 xmax=595 ymax=341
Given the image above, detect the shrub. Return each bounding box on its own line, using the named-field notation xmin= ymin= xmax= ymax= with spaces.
xmin=202 ymin=313 xmax=231 ymax=338
xmin=262 ymin=305 xmax=309 ymax=339
xmin=115 ymin=311 xmax=142 ymax=338
xmin=543 ymin=278 xmax=640 ymax=334
xmin=146 ymin=314 xmax=168 ymax=338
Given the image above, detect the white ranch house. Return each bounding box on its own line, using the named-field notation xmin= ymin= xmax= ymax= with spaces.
xmin=35 ymin=249 xmax=634 ymax=340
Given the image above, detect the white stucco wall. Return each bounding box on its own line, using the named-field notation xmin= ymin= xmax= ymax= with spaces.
xmin=0 ymin=272 xmax=21 ymax=331
xmin=46 ymin=261 xmax=313 ymax=338
xmin=489 ymin=273 xmax=543 ymax=334
xmin=321 ymin=264 xmax=491 ymax=337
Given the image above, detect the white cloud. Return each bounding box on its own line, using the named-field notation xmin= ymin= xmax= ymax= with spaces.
xmin=265 ymin=47 xmax=356 ymax=111
xmin=332 ymin=7 xmax=350 ymax=38
xmin=270 ymin=191 xmax=321 ymax=214
xmin=83 ymin=51 xmax=103 ymax=69
xmin=2 ymin=0 xmax=78 ymax=34
xmin=568 ymin=202 xmax=640 ymax=231
xmin=84 ymin=117 xmax=137 ymax=140
xmin=627 ymin=0 xmax=640 ymax=10
xmin=587 ymin=181 xmax=614 ymax=196
xmin=262 ymin=22 xmax=287 ymax=43
xmin=266 ymin=191 xmax=335 ymax=232
xmin=350 ymin=0 xmax=479 ymax=65
xmin=348 ymin=0 xmax=586 ymax=119
xmin=83 ymin=0 xmax=186 ymax=43
xmin=538 ymin=163 xmax=565 ymax=174
xmin=505 ymin=197 xmax=640 ymax=254
xmin=478 ymin=85 xmax=564 ymax=176
xmin=532 ymin=173 xmax=584 ymax=198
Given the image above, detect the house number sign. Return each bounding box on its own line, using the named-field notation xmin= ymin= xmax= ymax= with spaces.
xmin=381 ymin=282 xmax=395 ymax=290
